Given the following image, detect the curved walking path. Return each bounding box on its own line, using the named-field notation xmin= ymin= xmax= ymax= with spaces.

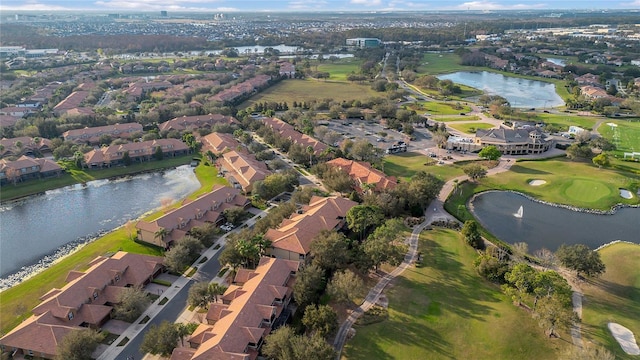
xmin=333 ymin=159 xmax=513 ymax=358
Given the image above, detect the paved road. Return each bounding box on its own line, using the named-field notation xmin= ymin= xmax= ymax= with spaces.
xmin=98 ymin=208 xmax=270 ymax=360
xmin=333 ymin=159 xmax=516 ymax=358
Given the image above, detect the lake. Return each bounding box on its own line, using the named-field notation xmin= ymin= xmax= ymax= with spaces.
xmin=0 ymin=166 xmax=200 ymax=286
xmin=437 ymin=71 xmax=565 ymax=109
xmin=470 ymin=191 xmax=639 ymax=253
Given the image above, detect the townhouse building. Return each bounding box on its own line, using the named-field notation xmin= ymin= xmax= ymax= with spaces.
xmin=265 ymin=196 xmax=357 ymax=261
xmin=326 ymin=158 xmax=397 ymax=194
xmin=216 ymin=150 xmax=272 ymax=193
xmin=136 ymin=185 xmax=250 ymax=248
xmin=158 ymin=114 xmax=237 ymax=133
xmin=62 ymin=123 xmax=143 ymax=144
xmin=0 ymin=155 xmax=63 ymax=185
xmin=261 ymin=117 xmax=327 ymax=155
xmin=83 ymin=139 xmax=189 ymax=168
xmin=0 ymin=252 xmax=164 ymax=359
xmin=170 ymin=257 xmax=299 ymax=360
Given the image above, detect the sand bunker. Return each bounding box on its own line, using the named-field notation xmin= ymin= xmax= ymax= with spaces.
xmin=620 ymin=189 xmax=634 ymax=199
xmin=529 ymin=180 xmax=547 ymax=186
xmin=608 ymin=322 xmax=640 ymax=355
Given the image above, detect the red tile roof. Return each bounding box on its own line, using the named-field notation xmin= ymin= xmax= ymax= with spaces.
xmin=159 ymin=114 xmax=237 ymax=132
xmin=327 ymin=158 xmax=397 ymax=193
xmin=0 ymin=252 xmax=164 ymax=359
xmin=170 ymin=257 xmax=299 ymax=360
xmin=266 ymin=196 xmax=357 ymax=256
xmin=262 ymin=117 xmax=327 ymax=155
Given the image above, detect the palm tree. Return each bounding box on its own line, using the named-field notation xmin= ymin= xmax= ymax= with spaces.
xmin=208 ymin=282 xmax=228 ymax=303
xmin=154 ymin=228 xmax=168 ymax=243
xmin=452 ymin=179 xmax=459 ymax=195
xmin=306 ymin=145 xmax=314 ymax=168
xmin=236 ymin=239 xmax=259 ymax=268
xmin=176 ymin=323 xmax=190 ymax=347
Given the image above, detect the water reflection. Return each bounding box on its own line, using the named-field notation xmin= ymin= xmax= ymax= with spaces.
xmin=0 ymin=166 xmax=200 ymax=282
xmin=471 ymin=191 xmax=639 ymax=252
xmin=437 ymin=71 xmax=565 ymax=109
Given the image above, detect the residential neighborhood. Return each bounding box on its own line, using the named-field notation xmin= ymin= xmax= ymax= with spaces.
xmin=1 ymin=6 xmax=640 ymax=360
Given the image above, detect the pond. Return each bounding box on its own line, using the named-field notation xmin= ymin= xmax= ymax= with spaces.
xmin=545 ymin=58 xmax=566 ymax=67
xmin=470 ymin=191 xmax=639 ymax=253
xmin=437 ymin=71 xmax=565 ymax=109
xmin=0 ymin=166 xmax=200 ymax=286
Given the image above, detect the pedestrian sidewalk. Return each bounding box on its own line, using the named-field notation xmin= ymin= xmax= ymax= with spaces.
xmin=97 ymin=208 xmax=271 ymax=360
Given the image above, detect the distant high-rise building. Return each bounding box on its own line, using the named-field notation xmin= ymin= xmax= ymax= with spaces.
xmin=160 ymin=10 xmax=168 ymax=16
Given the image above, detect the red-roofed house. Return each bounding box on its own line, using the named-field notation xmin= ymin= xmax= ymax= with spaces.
xmin=327 ymin=158 xmax=397 ymax=194
xmin=261 ymin=117 xmax=327 ymax=155
xmin=170 ymin=257 xmax=299 ymax=360
xmin=63 ymin=123 xmax=143 ymax=144
xmin=202 ymin=132 xmax=241 ymax=155
xmin=136 ymin=185 xmax=250 ymax=248
xmin=0 ymin=252 xmax=164 ymax=359
xmin=83 ymin=139 xmax=189 ymax=168
xmin=0 ymin=136 xmax=53 ymax=159
xmin=217 ymin=150 xmax=271 ymax=192
xmin=0 ymin=155 xmax=63 ymax=185
xmin=265 ymin=196 xmax=357 ymax=261
xmin=52 ymin=91 xmax=90 ymax=116
xmin=159 ymin=114 xmax=237 ymax=133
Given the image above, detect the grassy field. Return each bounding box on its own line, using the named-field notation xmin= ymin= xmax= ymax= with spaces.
xmin=240 ymin=79 xmax=378 ymax=109
xmin=598 ymin=119 xmax=640 ymax=156
xmin=432 ymin=115 xmax=480 ymax=122
xmin=478 ymin=158 xmax=639 ymax=210
xmin=383 ymin=152 xmax=466 ymax=182
xmin=581 ymin=242 xmax=640 ymax=360
xmin=530 ymin=112 xmax=600 ymax=131
xmin=0 ymin=162 xmax=224 ymax=335
xmin=0 ymin=155 xmax=193 ymax=203
xmin=417 ymin=53 xmax=476 ymax=75
xmin=448 ymin=122 xmax=495 ymax=134
xmin=316 ymin=59 xmax=363 ymax=81
xmin=404 ymin=101 xmax=473 ymax=115
xmin=342 ymin=229 xmax=569 ymax=360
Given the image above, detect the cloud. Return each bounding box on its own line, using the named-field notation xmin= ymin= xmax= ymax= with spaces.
xmin=0 ymin=0 xmax=70 ymax=10
xmin=350 ymin=0 xmax=383 ymax=5
xmin=621 ymin=0 xmax=640 ymax=6
xmin=288 ymin=0 xmax=329 ymax=10
xmin=456 ymin=1 xmax=546 ymax=10
xmin=93 ymin=0 xmax=230 ymax=11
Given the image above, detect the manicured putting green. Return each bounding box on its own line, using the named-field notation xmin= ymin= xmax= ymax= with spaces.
xmin=563 ymin=179 xmax=612 ymax=203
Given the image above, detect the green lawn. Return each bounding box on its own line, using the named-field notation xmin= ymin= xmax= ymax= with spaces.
xmin=342 ymin=229 xmax=568 ymax=360
xmin=417 ymin=53 xmax=476 ymax=75
xmin=240 ymin=79 xmax=378 ymax=109
xmin=532 ymin=112 xmax=601 ymax=131
xmin=598 ymin=119 xmax=640 ymax=157
xmin=433 ymin=115 xmax=480 ymax=122
xmin=383 ymin=152 xmax=466 ymax=182
xmin=0 ymin=161 xmax=223 ymax=335
xmin=448 ymin=122 xmax=495 ymax=134
xmin=316 ymin=59 xmax=363 ymax=81
xmin=405 ymin=101 xmax=473 ymax=115
xmin=478 ymin=158 xmax=639 ymax=210
xmin=581 ymin=242 xmax=640 ymax=359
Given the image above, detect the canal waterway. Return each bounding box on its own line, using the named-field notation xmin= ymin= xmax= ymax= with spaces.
xmin=437 ymin=71 xmax=565 ymax=109
xmin=470 ymin=191 xmax=639 ymax=253
xmin=0 ymin=166 xmax=200 ymax=287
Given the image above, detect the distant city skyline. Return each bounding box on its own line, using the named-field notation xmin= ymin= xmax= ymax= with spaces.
xmin=1 ymin=0 xmax=639 ymax=12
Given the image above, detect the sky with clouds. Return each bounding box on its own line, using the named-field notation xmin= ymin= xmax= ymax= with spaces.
xmin=1 ymin=0 xmax=638 ymax=12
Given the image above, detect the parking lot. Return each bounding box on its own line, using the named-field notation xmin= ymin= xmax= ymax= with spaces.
xmin=322 ymin=118 xmax=436 ymax=154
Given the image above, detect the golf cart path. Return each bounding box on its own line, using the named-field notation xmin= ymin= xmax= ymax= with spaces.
xmin=333 ymin=159 xmax=513 ymax=358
